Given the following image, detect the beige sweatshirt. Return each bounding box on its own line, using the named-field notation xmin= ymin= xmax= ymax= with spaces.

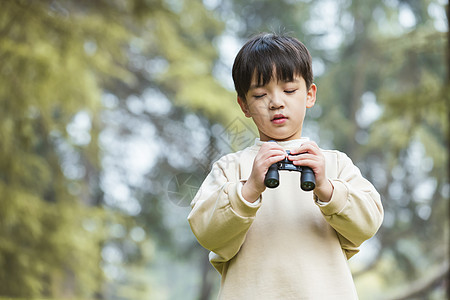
xmin=188 ymin=139 xmax=383 ymax=299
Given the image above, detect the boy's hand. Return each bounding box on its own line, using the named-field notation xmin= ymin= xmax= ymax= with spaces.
xmin=242 ymin=142 xmax=287 ymax=203
xmin=289 ymin=141 xmax=333 ymax=202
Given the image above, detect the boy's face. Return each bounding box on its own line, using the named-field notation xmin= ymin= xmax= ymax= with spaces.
xmin=238 ymin=73 xmax=316 ymax=142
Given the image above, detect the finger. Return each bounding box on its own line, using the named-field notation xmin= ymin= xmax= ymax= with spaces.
xmin=259 ymin=147 xmax=285 ymax=157
xmin=290 ymin=155 xmax=319 ymax=165
xmin=299 ymin=141 xmax=319 ymax=153
xmin=263 ymin=151 xmax=287 ymax=164
xmin=291 ymin=142 xmax=320 ymax=155
xmin=265 ymin=154 xmax=287 ymax=166
xmin=289 ymin=151 xmax=323 ymax=163
xmin=259 ymin=145 xmax=286 ymax=158
xmin=255 ymin=149 xmax=286 ymax=168
xmin=262 ymin=142 xmax=285 ymax=152
xmin=291 ymin=157 xmax=319 ymax=167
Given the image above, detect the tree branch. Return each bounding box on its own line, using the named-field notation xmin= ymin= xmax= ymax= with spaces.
xmin=386 ymin=261 xmax=449 ymax=300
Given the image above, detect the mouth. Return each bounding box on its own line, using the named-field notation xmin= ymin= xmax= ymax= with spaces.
xmin=271 ymin=114 xmax=287 ymax=124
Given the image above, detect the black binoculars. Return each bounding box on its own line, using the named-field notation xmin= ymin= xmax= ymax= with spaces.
xmin=264 ymin=150 xmax=316 ymax=191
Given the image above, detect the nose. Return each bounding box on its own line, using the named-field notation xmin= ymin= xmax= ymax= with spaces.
xmin=269 ymin=92 xmax=285 ymax=110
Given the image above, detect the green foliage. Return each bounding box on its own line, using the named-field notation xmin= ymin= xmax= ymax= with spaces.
xmin=0 ymin=0 xmax=134 ymax=297
xmin=0 ymin=181 xmax=109 ymax=297
xmin=1 ymin=0 xmax=231 ymax=298
xmin=1 ymin=0 xmax=447 ymax=299
xmin=134 ymin=0 xmax=240 ymax=124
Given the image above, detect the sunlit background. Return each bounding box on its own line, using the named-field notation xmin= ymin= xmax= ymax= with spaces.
xmin=0 ymin=0 xmax=448 ymax=299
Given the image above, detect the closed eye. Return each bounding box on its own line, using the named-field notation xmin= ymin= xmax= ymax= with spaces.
xmin=253 ymin=94 xmax=266 ymax=99
xmin=285 ymin=89 xmax=297 ymax=94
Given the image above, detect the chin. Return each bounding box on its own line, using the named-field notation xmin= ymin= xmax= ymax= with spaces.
xmin=261 ymin=129 xmax=301 ymax=142
xmin=274 ymin=134 xmax=301 ymax=141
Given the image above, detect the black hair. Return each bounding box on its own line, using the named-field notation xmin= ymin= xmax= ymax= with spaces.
xmin=232 ymin=33 xmax=313 ymax=101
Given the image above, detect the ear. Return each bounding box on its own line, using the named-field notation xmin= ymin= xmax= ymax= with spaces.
xmin=237 ymin=97 xmax=251 ymax=118
xmin=306 ymin=83 xmax=317 ymax=108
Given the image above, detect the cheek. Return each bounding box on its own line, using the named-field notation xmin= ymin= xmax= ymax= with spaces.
xmin=253 ymin=107 xmax=270 ymax=122
xmin=293 ymin=100 xmax=307 ymax=114
xmin=248 ymin=102 xmax=268 ymax=118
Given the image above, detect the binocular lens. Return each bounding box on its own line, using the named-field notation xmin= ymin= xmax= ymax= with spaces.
xmin=301 ymin=181 xmax=315 ymax=191
xmin=265 ymin=178 xmax=279 ymax=188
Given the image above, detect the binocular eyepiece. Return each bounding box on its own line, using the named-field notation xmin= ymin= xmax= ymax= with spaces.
xmin=264 ymin=150 xmax=316 ymax=191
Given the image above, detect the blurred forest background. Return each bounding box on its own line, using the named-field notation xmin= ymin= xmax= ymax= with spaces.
xmin=0 ymin=0 xmax=448 ymax=299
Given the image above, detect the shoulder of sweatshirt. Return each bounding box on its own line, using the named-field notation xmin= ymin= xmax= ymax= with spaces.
xmin=321 ymin=149 xmax=356 ymax=166
xmin=213 ymin=146 xmax=258 ymax=168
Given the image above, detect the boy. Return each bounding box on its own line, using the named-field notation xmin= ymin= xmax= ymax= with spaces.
xmin=188 ymin=33 xmax=383 ymax=299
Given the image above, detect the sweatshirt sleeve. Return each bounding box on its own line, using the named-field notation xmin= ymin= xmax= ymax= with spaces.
xmin=315 ymin=152 xmax=384 ymax=259
xmin=187 ymin=155 xmax=261 ymax=272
